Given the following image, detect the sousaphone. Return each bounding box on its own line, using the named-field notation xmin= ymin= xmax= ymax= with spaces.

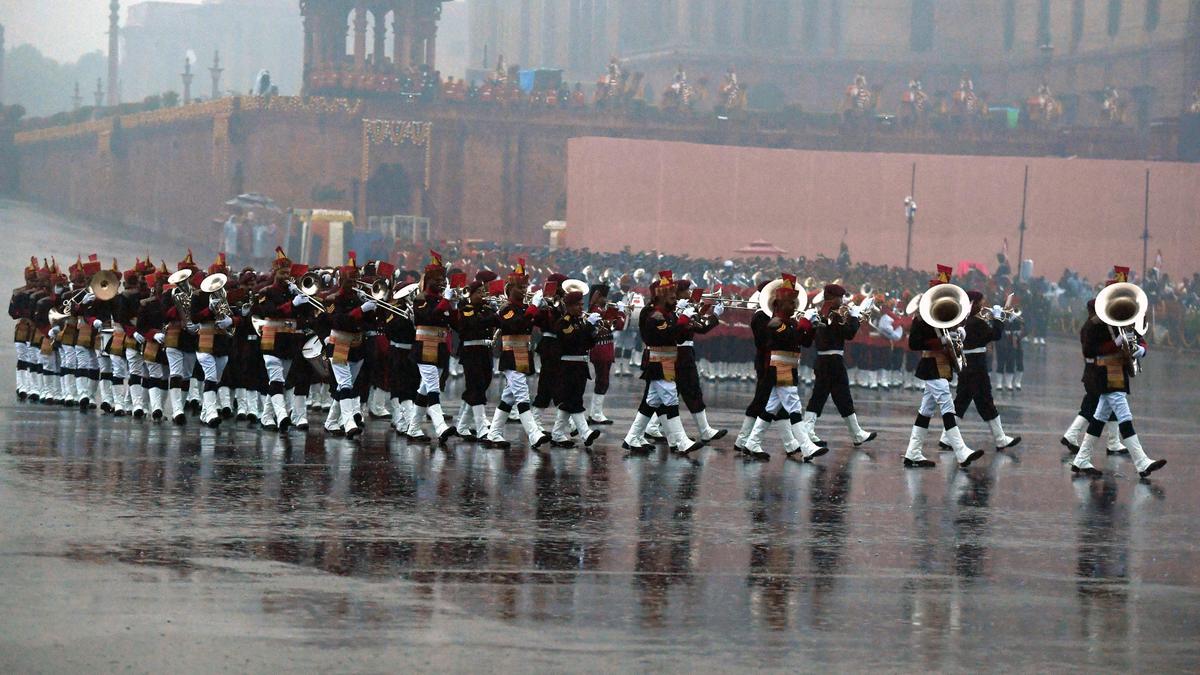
xmin=89 ymin=270 xmax=121 ymax=301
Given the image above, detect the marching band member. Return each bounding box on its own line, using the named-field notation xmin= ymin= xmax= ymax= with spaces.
xmin=163 ymin=252 xmax=201 ymax=424
xmin=622 ymin=271 xmax=703 ymax=455
xmin=325 ymin=256 xmax=371 ymax=438
xmin=361 ymin=261 xmax=394 ymax=420
xmin=1061 ymin=300 xmax=1126 ymax=456
xmin=34 ymin=261 xmax=64 ymax=404
xmin=903 ymin=267 xmax=983 ymax=469
xmin=995 ymin=293 xmax=1024 ymax=390
xmin=120 ymin=261 xmax=151 ymax=417
xmin=134 ymin=271 xmax=169 ymax=421
xmin=1071 ymin=267 xmax=1166 ymax=479
xmin=404 ymin=250 xmax=457 ymax=443
xmin=938 ymin=290 xmax=1021 ymax=451
xmin=385 ymin=277 xmax=419 ymax=436
xmin=613 ymin=275 xmax=640 ymax=377
xmin=802 ymin=283 xmax=876 ymax=447
xmin=87 ymin=260 xmax=122 ymax=414
xmin=532 ymin=272 xmax=569 ymax=429
xmin=232 ymin=268 xmax=265 ymax=424
xmin=742 ymin=275 xmax=827 ymax=461
xmin=586 ymin=284 xmax=622 ymax=425
xmin=552 ymin=289 xmax=602 ymax=448
xmin=451 ymin=274 xmax=499 ymax=441
xmin=674 ymin=279 xmax=727 ymax=443
xmin=883 ymin=296 xmax=908 ymax=388
xmin=250 ymin=249 xmax=303 ymax=431
xmin=9 ymin=258 xmax=39 ymax=400
xmin=735 ymin=280 xmax=780 ymax=453
xmin=58 ymin=259 xmax=85 ymax=407
xmin=192 ymin=254 xmax=237 ymax=427
xmin=485 ymin=259 xmax=550 ymax=449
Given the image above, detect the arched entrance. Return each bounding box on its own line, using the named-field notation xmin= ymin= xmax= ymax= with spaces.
xmin=365 ymin=162 xmax=412 ymax=217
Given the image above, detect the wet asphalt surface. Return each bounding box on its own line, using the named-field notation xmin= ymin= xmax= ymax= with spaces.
xmin=2 ymin=201 xmax=1200 ymax=673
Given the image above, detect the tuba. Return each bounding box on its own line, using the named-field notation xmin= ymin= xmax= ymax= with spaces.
xmin=918 ymin=283 xmax=970 ymax=373
xmin=167 ymin=269 xmax=195 ymax=326
xmin=1095 ymin=282 xmax=1148 ymax=377
xmin=756 ymin=278 xmax=809 ymax=319
xmin=89 ymin=270 xmax=121 ymax=302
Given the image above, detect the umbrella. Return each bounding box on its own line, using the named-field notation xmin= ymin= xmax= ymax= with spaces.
xmin=224 ymin=192 xmax=282 ymax=212
xmin=734 ymin=239 xmax=787 ymax=255
xmin=956 ymin=260 xmax=990 ymax=277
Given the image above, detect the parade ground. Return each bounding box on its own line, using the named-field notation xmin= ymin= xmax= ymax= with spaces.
xmin=2 ymin=202 xmax=1199 ymax=673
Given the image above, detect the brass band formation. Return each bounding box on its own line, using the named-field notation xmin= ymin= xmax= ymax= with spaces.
xmin=8 ymin=249 xmax=1165 ymax=480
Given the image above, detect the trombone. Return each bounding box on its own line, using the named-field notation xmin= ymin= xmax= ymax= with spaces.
xmin=354 ymin=278 xmax=410 ymax=318
xmin=698 ymin=291 xmax=758 ymax=310
xmin=295 ymin=273 xmax=330 ymax=312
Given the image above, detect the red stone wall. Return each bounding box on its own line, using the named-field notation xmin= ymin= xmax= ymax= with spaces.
xmin=567 ymin=137 xmax=1200 ymax=281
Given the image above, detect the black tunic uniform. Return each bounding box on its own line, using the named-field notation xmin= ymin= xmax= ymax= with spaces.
xmin=676 ymin=312 xmax=719 ymax=413
xmin=556 ymin=314 xmax=596 ymax=414
xmin=805 ymin=311 xmax=860 ymax=417
xmin=497 ymin=301 xmax=538 ymax=374
xmin=532 ymin=304 xmax=564 ymax=407
xmin=952 ymin=314 xmax=1004 ymax=420
xmin=385 ymin=314 xmax=419 ymax=403
xmin=453 ymin=301 xmax=498 ymax=406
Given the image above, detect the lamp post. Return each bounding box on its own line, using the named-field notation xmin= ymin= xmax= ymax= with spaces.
xmin=1017 ymin=165 xmax=1028 ymax=279
xmin=904 ymin=163 xmax=917 ymax=269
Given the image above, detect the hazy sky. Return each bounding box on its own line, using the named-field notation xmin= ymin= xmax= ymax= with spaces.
xmin=0 ymin=0 xmax=206 ymax=63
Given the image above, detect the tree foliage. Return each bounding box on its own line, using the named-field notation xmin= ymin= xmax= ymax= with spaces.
xmin=4 ymin=44 xmax=107 ymax=117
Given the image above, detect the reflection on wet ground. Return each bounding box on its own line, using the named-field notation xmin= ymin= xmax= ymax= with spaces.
xmin=2 ymin=339 xmax=1200 ymax=671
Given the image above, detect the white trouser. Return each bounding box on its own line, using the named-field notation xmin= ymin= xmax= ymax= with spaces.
xmin=95 ymin=348 xmax=113 ymax=375
xmin=39 ymin=349 xmax=60 ymax=376
xmin=110 ymin=353 xmax=129 ymax=378
xmin=145 ymin=362 xmax=165 ymax=380
xmin=765 ymin=385 xmax=803 ymax=415
xmin=262 ymin=354 xmax=291 ymax=384
xmin=125 ymin=347 xmax=145 ymax=377
xmin=62 ymin=345 xmax=78 ymax=371
xmin=645 ymin=380 xmax=679 ymax=408
xmin=331 ymin=359 xmax=364 ymax=392
xmin=918 ymin=378 xmax=955 ymax=418
xmin=417 ymin=363 xmax=441 ymax=395
xmin=76 ymin=344 xmax=98 ymax=370
xmin=166 ymin=348 xmax=196 ymax=381
xmin=1093 ymin=392 xmax=1133 ymax=424
xmin=499 ymin=371 xmax=531 ymax=406
xmin=196 ymin=352 xmax=228 ymax=384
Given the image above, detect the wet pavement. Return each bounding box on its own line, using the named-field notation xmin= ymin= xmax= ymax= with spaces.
xmin=2 ymin=202 xmax=1200 ymax=672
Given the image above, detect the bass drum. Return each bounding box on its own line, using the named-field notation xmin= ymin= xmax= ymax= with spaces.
xmin=302 ymin=335 xmax=331 ymax=380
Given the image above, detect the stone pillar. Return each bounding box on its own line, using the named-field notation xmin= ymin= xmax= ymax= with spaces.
xmin=396 ymin=1 xmax=413 ymax=70
xmin=373 ymin=9 xmax=387 ymax=70
xmin=210 ymin=50 xmax=223 ymax=99
xmin=423 ymin=21 xmax=437 ymax=67
xmin=181 ymin=57 xmax=194 ymax=104
xmin=302 ymin=9 xmax=314 ymax=82
xmin=354 ymin=5 xmax=368 ymax=71
xmin=0 ymin=24 xmax=5 ymax=105
xmin=107 ymin=0 xmax=120 ymax=106
xmin=72 ymin=82 xmax=82 ymax=112
xmin=675 ymin=0 xmax=690 ymax=45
